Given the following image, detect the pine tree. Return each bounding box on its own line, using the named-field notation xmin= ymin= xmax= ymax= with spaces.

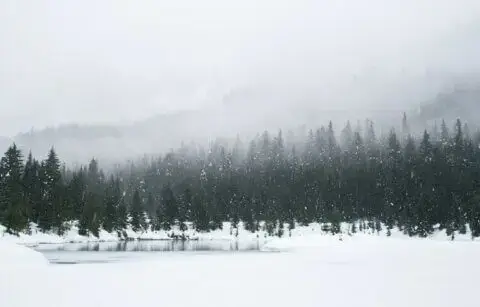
xmin=191 ymin=190 xmax=209 ymax=231
xmin=130 ymin=189 xmax=144 ymax=232
xmin=80 ymin=192 xmax=101 ymax=237
xmin=0 ymin=144 xmax=28 ymax=234
xmin=463 ymin=122 xmax=471 ymax=141
xmin=146 ymin=192 xmax=156 ymax=225
xmin=468 ymin=191 xmax=480 ymax=238
xmin=431 ymin=121 xmax=440 ymax=143
xmin=102 ymin=175 xmax=118 ymax=232
xmin=178 ymin=188 xmax=191 ymax=231
xmin=69 ymin=168 xmax=87 ymax=222
xmin=116 ymin=192 xmax=128 ymax=231
xmin=330 ymin=208 xmax=342 ymax=235
xmin=401 ymin=134 xmax=417 ymax=233
xmin=383 ymin=129 xmax=401 ymax=230
xmin=401 ymin=112 xmax=410 ymax=143
xmin=22 ymin=152 xmax=42 ymax=225
xmin=341 ymin=121 xmax=353 ymax=149
xmin=83 ymin=158 xmax=105 ymax=236
xmin=38 ymin=147 xmax=64 ymax=232
xmin=161 ymin=184 xmax=178 ymax=230
xmin=452 ymin=119 xmax=468 ymax=232
xmin=440 ymin=119 xmax=450 ymax=147
xmin=416 ymin=130 xmax=435 ymax=237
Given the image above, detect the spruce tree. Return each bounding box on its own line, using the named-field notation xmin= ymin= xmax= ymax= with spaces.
xmin=178 ymin=188 xmax=191 ymax=231
xmin=340 ymin=121 xmax=353 ymax=149
xmin=415 ymin=131 xmax=435 ymax=236
xmin=401 ymin=134 xmax=417 ymax=233
xmin=191 ymin=190 xmax=209 ymax=232
xmin=383 ymin=129 xmax=401 ymax=230
xmin=401 ymin=112 xmax=410 ymax=143
xmin=69 ymin=169 xmax=87 ymax=222
xmin=130 ymin=189 xmax=144 ymax=232
xmin=161 ymin=184 xmax=178 ymax=230
xmin=102 ymin=175 xmax=118 ymax=232
xmin=440 ymin=119 xmax=450 ymax=147
xmin=146 ymin=192 xmax=156 ymax=226
xmin=80 ymin=192 xmax=101 ymax=237
xmin=83 ymin=158 xmax=105 ymax=235
xmin=22 ymin=152 xmax=42 ymax=225
xmin=38 ymin=147 xmax=64 ymax=232
xmin=116 ymin=192 xmax=128 ymax=231
xmin=0 ymin=144 xmax=28 ymax=234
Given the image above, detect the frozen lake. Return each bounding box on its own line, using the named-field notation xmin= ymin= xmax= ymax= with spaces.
xmin=3 ymin=235 xmax=480 ymax=307
xmin=34 ymin=240 xmax=263 ymax=264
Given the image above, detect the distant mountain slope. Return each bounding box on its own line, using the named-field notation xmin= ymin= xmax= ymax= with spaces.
xmin=0 ymin=136 xmax=11 ymax=153
xmin=414 ymin=85 xmax=480 ymax=128
xmin=4 ymin=84 xmax=479 ymax=166
xmin=6 ymin=108 xmax=403 ymax=166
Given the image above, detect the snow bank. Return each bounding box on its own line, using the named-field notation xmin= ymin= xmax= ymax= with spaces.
xmin=0 ymin=222 xmax=270 ymax=245
xmin=0 ymin=223 xmax=119 ymax=245
xmin=126 ymin=222 xmax=269 ymax=242
xmin=263 ymin=223 xmax=480 ymax=252
xmin=0 ymin=241 xmax=48 ymax=269
xmin=262 ymin=233 xmax=347 ymax=251
xmin=2 ymin=220 xmax=480 ymax=246
xmin=4 ymin=234 xmax=480 ymax=307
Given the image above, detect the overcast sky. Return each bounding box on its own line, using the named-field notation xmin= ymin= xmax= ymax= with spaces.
xmin=1 ymin=0 xmax=480 ymax=136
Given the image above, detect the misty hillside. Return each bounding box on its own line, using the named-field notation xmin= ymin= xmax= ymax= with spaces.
xmin=3 ymin=84 xmax=480 ymax=166
xmin=415 ymin=85 xmax=480 ymax=128
xmin=0 ymin=137 xmax=10 ymax=154
xmin=4 ymin=105 xmax=402 ymax=166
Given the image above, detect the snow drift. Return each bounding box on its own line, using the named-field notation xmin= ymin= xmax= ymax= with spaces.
xmin=0 ymin=241 xmax=48 ymax=269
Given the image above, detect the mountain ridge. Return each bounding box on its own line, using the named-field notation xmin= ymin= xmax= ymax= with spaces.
xmin=3 ymin=85 xmax=480 ymax=165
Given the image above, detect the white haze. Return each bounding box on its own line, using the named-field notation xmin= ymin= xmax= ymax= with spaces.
xmin=1 ymin=0 xmax=480 ymax=164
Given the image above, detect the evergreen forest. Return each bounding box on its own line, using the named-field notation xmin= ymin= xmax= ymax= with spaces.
xmin=2 ymin=115 xmax=480 ymax=240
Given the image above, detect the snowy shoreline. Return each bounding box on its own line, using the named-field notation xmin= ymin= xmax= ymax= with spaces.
xmin=2 ymin=221 xmax=480 ymax=246
xmin=3 ymin=227 xmax=480 ymax=307
xmin=0 ymin=221 xmax=269 ymax=246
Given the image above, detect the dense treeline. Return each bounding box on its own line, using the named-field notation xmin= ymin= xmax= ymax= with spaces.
xmin=1 ymin=115 xmax=480 ymax=239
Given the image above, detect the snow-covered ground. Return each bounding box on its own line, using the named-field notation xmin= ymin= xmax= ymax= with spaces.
xmin=0 ymin=240 xmax=48 ymax=269
xmin=1 ymin=221 xmax=479 ymax=246
xmin=1 ymin=232 xmax=480 ymax=307
xmin=0 ymin=222 xmax=269 ymax=245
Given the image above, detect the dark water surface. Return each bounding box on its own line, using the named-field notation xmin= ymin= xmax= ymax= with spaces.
xmin=35 ymin=240 xmax=263 ymax=264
